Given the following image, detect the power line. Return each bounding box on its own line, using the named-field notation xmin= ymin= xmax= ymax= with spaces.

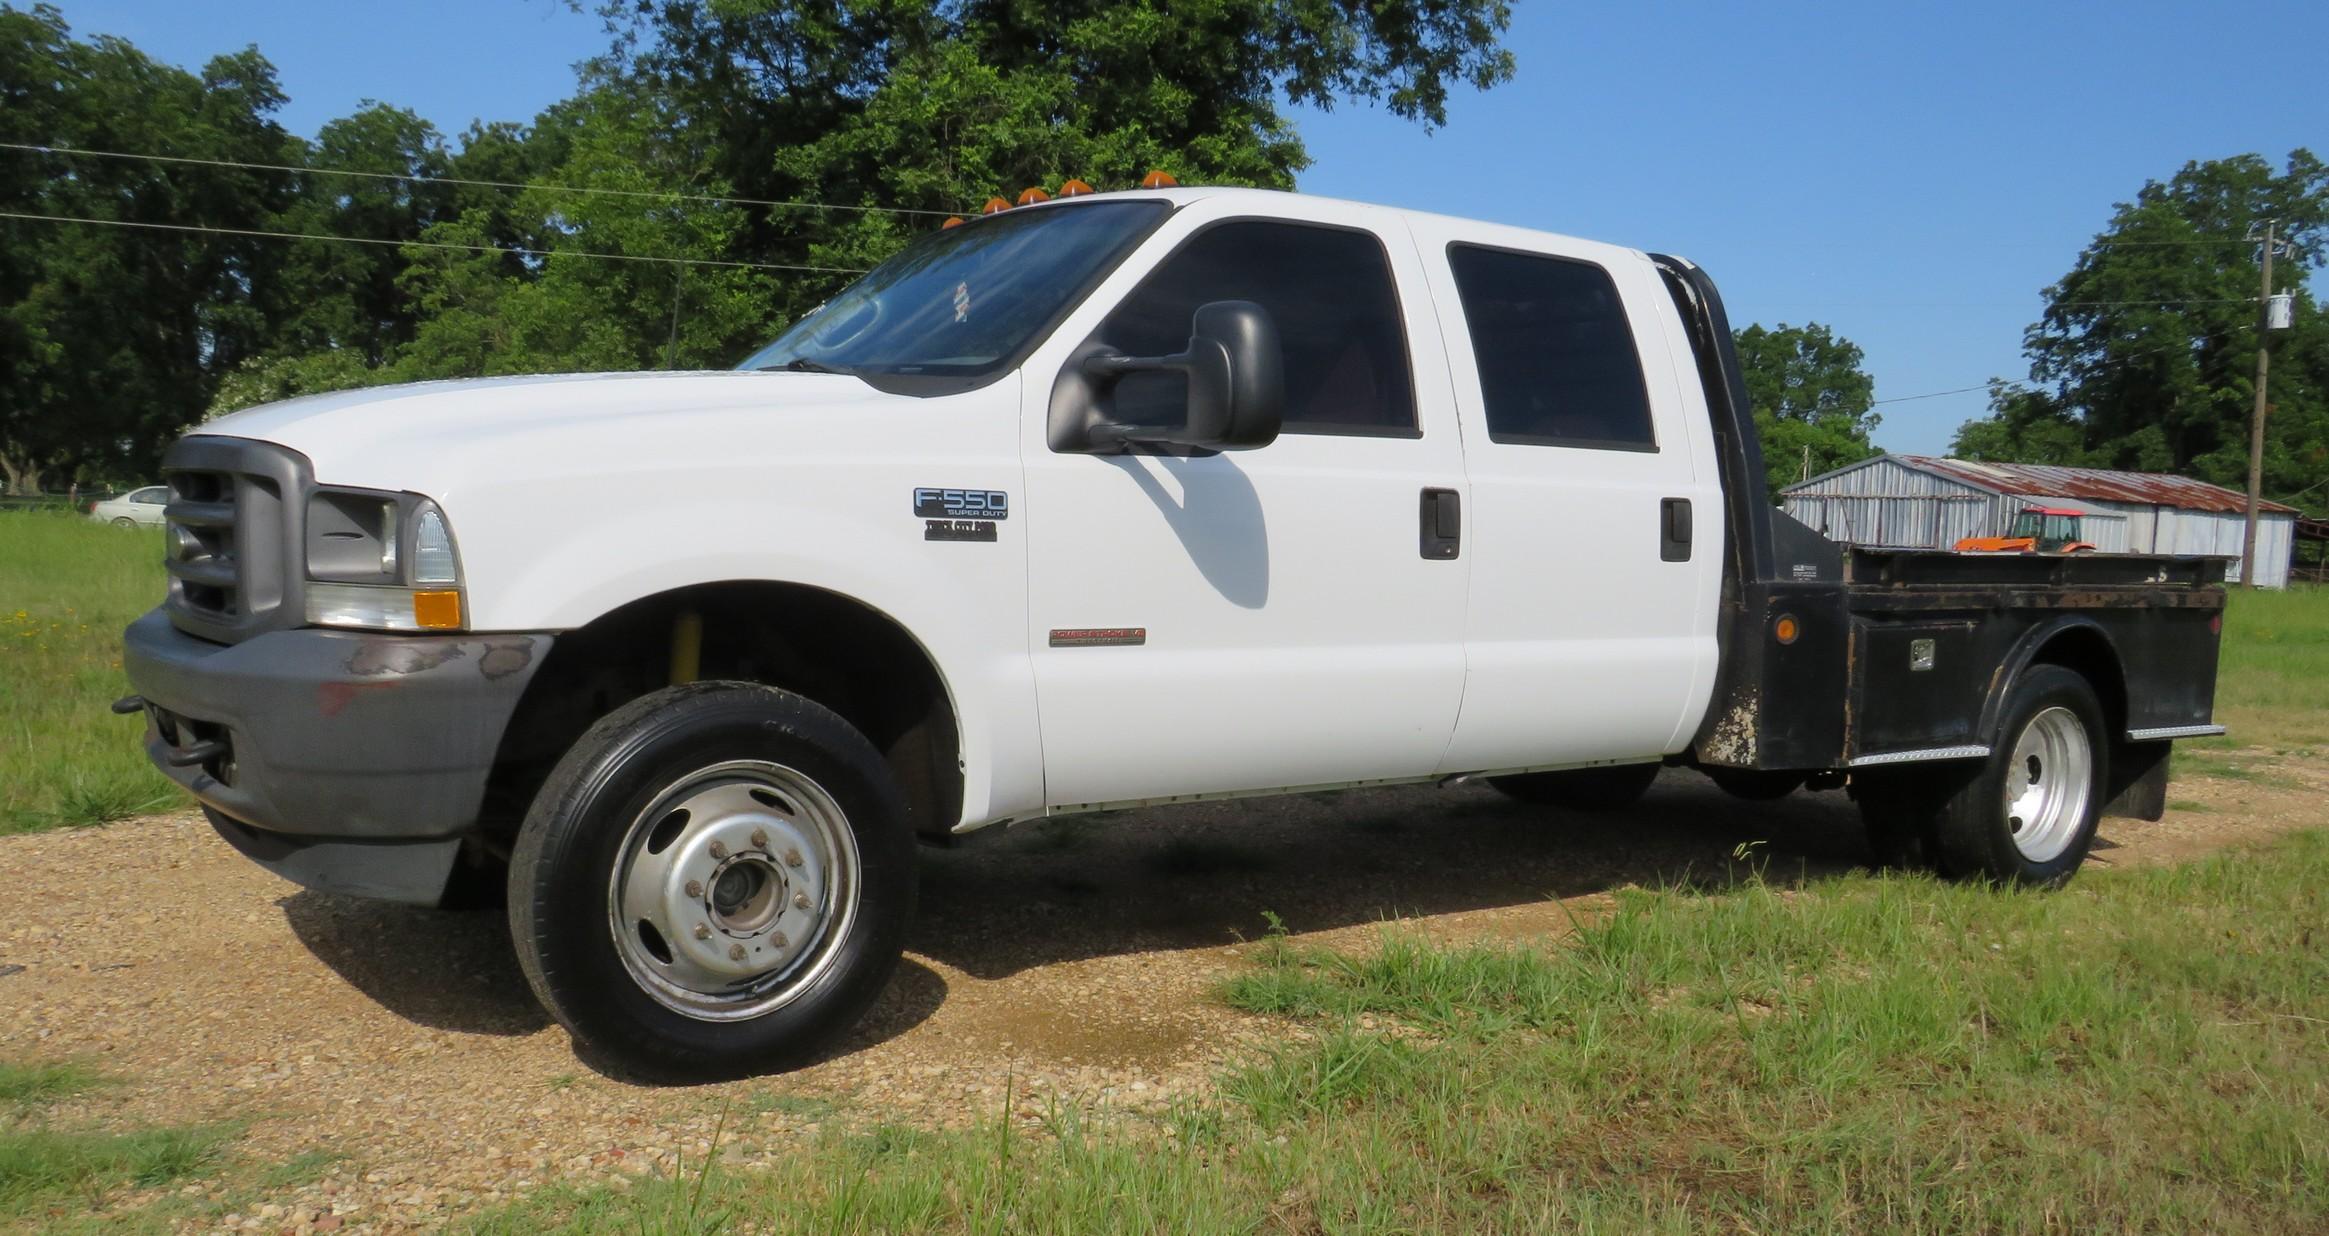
xmin=1871 ymin=384 xmax=1991 ymax=405
xmin=0 ymin=210 xmax=868 ymax=275
xmin=0 ymin=141 xmax=964 ymax=219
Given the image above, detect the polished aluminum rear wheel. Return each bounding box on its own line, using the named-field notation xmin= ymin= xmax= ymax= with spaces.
xmin=2002 ymin=706 xmax=2093 ymax=865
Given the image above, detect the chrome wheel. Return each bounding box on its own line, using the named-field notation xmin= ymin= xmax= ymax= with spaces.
xmin=607 ymin=759 xmax=861 ymax=1021
xmin=2002 ymin=706 xmax=2093 ymax=864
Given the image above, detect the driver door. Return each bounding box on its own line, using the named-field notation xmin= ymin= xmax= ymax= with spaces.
xmin=1018 ymin=204 xmax=1472 ymax=811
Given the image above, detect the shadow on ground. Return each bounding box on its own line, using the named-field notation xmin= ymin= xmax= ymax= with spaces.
xmin=277 ymin=770 xmax=1873 ymax=1050
xmin=910 ymin=769 xmax=1874 ymax=980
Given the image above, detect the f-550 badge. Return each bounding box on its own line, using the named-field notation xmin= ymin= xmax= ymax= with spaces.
xmin=912 ymin=488 xmax=1009 ymax=520
xmin=915 ymin=487 xmax=1007 ymax=543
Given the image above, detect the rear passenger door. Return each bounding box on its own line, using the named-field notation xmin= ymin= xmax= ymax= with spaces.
xmin=1412 ymin=227 xmax=1726 ymax=774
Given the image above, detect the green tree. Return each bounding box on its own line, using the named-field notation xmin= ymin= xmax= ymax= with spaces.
xmin=589 ymin=0 xmax=1516 ymax=329
xmin=0 ymin=3 xmax=293 ymax=491
xmin=1952 ymin=151 xmax=2328 ymax=507
xmin=1732 ymin=322 xmax=1881 ymax=496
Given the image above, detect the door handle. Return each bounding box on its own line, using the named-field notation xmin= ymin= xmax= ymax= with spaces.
xmin=1420 ymin=488 xmax=1461 ymax=560
xmin=1661 ymin=497 xmax=1692 ymax=562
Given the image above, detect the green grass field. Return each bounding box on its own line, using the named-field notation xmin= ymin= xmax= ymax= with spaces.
xmin=0 ymin=511 xmax=179 ymax=833
xmin=464 ymin=832 xmax=2329 ymax=1235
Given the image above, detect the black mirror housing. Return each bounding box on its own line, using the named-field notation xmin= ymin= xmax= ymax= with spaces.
xmin=1048 ymin=300 xmax=1285 ymax=453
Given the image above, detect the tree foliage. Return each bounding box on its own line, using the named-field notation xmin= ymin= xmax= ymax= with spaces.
xmin=0 ymin=0 xmax=1514 ymax=489
xmin=1952 ymin=151 xmax=2328 ymax=507
xmin=1732 ymin=322 xmax=1880 ymax=497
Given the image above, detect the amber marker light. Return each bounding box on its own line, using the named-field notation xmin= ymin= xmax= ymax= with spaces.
xmin=413 ymin=591 xmax=463 ymax=631
xmin=941 ymin=216 xmax=966 ymax=229
xmin=1017 ymin=187 xmax=1051 ymax=206
xmin=1140 ymin=170 xmax=1179 ymax=189
xmin=1774 ymin=614 xmax=1800 ymax=645
xmin=1058 ymin=178 xmax=1094 ymax=196
xmin=980 ymin=196 xmax=1010 ymax=215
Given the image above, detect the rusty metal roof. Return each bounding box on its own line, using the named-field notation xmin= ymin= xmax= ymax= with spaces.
xmin=1892 ymin=456 xmax=2301 ymax=516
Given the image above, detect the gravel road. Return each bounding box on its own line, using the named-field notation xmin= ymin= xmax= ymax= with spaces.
xmin=3 ymin=759 xmax=2319 ymax=1232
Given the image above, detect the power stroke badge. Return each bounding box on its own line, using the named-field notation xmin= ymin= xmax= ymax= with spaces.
xmin=914 ymin=487 xmax=1007 ymax=542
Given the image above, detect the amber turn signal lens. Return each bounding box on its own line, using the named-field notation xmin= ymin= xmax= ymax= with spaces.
xmin=413 ymin=590 xmax=463 ymax=630
xmin=980 ymin=196 xmax=1009 ymax=215
xmin=1058 ymin=178 xmax=1094 ymax=197
xmin=1773 ymin=615 xmax=1800 ymax=645
xmin=1140 ymin=170 xmax=1178 ymax=189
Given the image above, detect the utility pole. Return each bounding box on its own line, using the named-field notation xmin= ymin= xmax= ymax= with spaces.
xmin=2240 ymin=221 xmax=2276 ymax=589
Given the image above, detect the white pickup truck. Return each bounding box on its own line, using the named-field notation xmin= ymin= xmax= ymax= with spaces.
xmin=122 ymin=185 xmax=2228 ymax=1077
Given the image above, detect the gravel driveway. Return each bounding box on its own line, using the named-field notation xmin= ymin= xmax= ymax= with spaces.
xmin=3 ymin=761 xmax=2317 ymax=1232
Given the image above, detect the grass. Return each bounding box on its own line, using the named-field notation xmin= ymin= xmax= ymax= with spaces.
xmin=0 ymin=510 xmax=178 ymax=833
xmin=0 ymin=1060 xmax=231 ymax=1228
xmin=467 ymin=830 xmax=2329 ymax=1234
xmin=2204 ymin=584 xmax=2329 ymax=751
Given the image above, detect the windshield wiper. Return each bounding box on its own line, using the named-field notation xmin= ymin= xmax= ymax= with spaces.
xmin=760 ymin=357 xmax=852 ymax=375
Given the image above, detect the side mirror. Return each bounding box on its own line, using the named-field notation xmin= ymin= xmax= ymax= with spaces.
xmin=1053 ymin=300 xmax=1285 ymax=453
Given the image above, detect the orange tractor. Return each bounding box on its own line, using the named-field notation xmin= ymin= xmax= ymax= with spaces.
xmin=1954 ymin=506 xmax=2098 ymax=554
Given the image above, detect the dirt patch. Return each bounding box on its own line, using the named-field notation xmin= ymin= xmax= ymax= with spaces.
xmin=2 ymin=757 xmax=2319 ymax=1231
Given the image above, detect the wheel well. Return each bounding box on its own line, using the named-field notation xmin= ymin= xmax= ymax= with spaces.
xmin=479 ymin=582 xmax=963 ymax=843
xmin=2027 ymin=625 xmax=2127 ymax=739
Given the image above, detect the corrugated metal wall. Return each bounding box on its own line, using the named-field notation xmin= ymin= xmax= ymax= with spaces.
xmin=2136 ymin=507 xmax=2295 ymax=586
xmin=1782 ymin=457 xmax=2128 ymax=552
xmin=1783 ymin=457 xmax=2298 ymax=585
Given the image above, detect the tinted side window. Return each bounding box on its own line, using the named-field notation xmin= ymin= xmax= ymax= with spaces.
xmin=132 ymin=487 xmax=167 ymax=504
xmin=1097 ymin=222 xmax=1417 ymax=436
xmin=1446 ymin=245 xmax=1655 ymax=450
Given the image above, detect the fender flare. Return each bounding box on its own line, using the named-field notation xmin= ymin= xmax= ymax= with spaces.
xmin=1974 ymin=613 xmax=2127 ymax=743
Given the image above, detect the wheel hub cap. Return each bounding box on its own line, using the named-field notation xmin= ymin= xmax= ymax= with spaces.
xmin=608 ymin=760 xmax=859 ymax=1021
xmin=2002 ymin=706 xmax=2093 ymax=864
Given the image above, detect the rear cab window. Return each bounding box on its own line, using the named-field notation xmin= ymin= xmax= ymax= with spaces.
xmin=1443 ymin=243 xmax=1657 ymax=452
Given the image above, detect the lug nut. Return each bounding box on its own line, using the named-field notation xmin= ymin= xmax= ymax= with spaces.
xmin=693 ymin=923 xmax=711 ymax=941
xmin=685 ymin=879 xmax=703 ymax=898
xmin=784 ymin=847 xmax=803 ymax=868
xmin=729 ymin=943 xmax=747 ymax=962
xmin=709 ymin=840 xmax=728 ymax=860
xmin=750 ymin=829 xmax=768 ymax=849
xmin=793 ymin=892 xmax=811 ymax=910
xmin=770 ymin=931 xmax=788 ymax=949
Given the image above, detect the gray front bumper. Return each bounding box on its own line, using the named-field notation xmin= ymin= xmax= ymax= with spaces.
xmin=122 ymin=608 xmax=551 ymax=902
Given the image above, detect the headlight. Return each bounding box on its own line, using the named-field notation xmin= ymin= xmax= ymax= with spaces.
xmin=302 ymin=490 xmax=465 ymax=631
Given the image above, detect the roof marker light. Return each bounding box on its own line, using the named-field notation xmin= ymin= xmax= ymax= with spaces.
xmin=1058 ymin=178 xmax=1094 ymax=197
xmin=981 ymin=196 xmax=1009 ymax=215
xmin=941 ymin=216 xmax=966 ymax=229
xmin=1140 ymin=170 xmax=1179 ymax=189
xmin=1017 ymin=187 xmax=1051 ymax=206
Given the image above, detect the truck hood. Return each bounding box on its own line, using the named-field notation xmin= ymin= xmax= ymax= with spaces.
xmin=197 ymin=370 xmax=913 ymax=498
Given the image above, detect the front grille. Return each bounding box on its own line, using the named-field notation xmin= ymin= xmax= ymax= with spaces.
xmin=161 ymin=436 xmax=313 ymax=644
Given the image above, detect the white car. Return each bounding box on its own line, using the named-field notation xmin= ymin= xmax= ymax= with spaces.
xmin=88 ymin=486 xmax=168 ymax=528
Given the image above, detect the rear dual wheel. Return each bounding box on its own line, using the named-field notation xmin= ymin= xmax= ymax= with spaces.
xmin=1858 ymin=665 xmax=2106 ymax=887
xmin=509 ymin=682 xmax=915 ymax=1079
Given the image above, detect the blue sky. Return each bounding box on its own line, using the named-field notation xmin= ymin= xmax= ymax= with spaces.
xmin=51 ymin=0 xmax=2329 ymax=455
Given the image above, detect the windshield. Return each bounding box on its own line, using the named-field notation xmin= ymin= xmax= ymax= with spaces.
xmin=738 ymin=200 xmax=1169 ymax=380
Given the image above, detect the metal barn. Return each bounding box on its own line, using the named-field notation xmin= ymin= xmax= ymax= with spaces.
xmin=1782 ymin=455 xmax=2301 ymax=587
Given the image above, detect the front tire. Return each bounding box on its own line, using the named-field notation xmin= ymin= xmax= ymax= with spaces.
xmin=1489 ymin=762 xmax=1661 ymax=811
xmin=509 ymin=682 xmax=916 ymax=1079
xmin=111 ymin=516 xmax=134 ymax=528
